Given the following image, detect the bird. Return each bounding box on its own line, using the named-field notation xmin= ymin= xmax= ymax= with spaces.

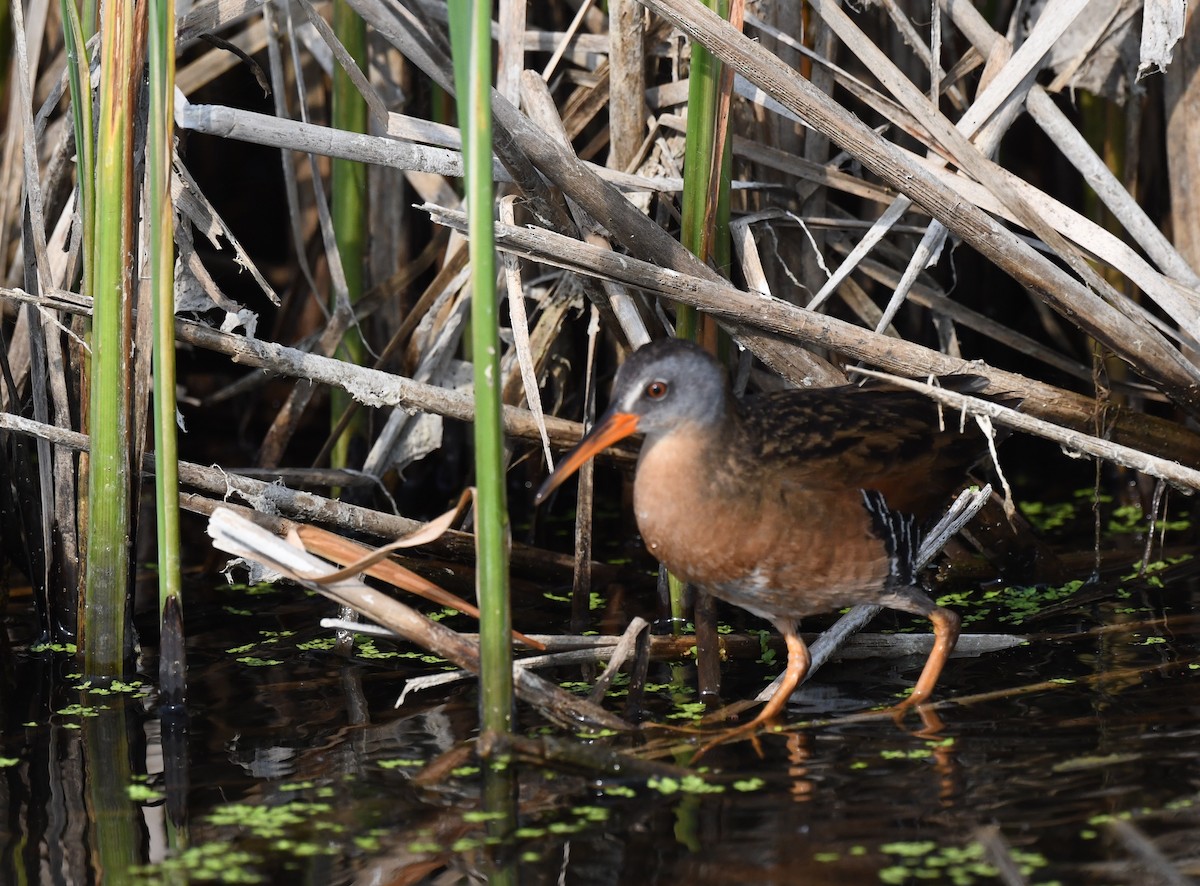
xmin=535 ymin=337 xmax=1003 ymax=743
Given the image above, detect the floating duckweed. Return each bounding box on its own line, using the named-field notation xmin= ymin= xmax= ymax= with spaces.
xmin=547 ymin=821 xmax=585 ymax=835
xmin=935 ymin=591 xmax=972 ymax=608
xmin=225 ymin=581 xmax=280 ymax=596
xmin=355 ymin=834 xmax=382 ymax=852
xmin=56 ymin=703 xmax=107 ymax=718
xmin=207 ymin=802 xmax=331 ymax=839
xmin=543 ymin=592 xmax=570 ymax=603
xmin=850 ymin=761 xmax=870 ymax=770
xmin=757 ymin=631 xmax=777 ymax=665
xmin=520 ymin=850 xmax=541 ymax=862
xmin=355 ymin=639 xmax=405 ymax=660
xmin=135 ymin=842 xmax=264 ymax=884
xmin=1108 ymin=504 xmax=1146 ymax=533
xmin=378 ymin=758 xmax=423 ymax=769
xmin=270 ymin=838 xmax=327 ymax=857
xmin=1019 ymin=500 xmax=1076 ymax=532
xmin=29 ymin=641 xmax=78 ymax=654
xmin=237 ymin=657 xmax=283 ymax=667
xmin=0 ymin=757 xmax=19 ymax=768
xmin=648 ymin=776 xmax=680 ymax=795
xmin=1141 ymin=636 xmax=1167 ymax=645
xmin=1049 ymin=677 xmax=1076 ymax=684
xmin=127 ymin=784 xmax=164 ymax=802
xmin=280 ymin=781 xmax=315 ymax=792
xmin=514 ymin=827 xmax=546 ymax=839
xmin=647 ymin=775 xmax=724 ymax=795
xmin=450 ymin=837 xmax=482 ymax=852
xmin=296 ymin=638 xmax=336 ymax=651
xmin=878 ymin=841 xmax=1010 ymax=885
xmin=994 ymin=581 xmax=1085 ymax=625
xmin=451 ymin=766 xmax=480 ymax=777
xmin=75 ymin=679 xmax=148 ymax=695
xmin=604 ymin=785 xmax=637 ymax=797
xmin=814 ymin=852 xmax=839 ymax=862
xmin=571 ymin=806 xmax=608 ymax=822
xmin=226 ymin=643 xmax=256 ymax=654
xmin=881 ymin=841 xmax=937 ymax=857
xmin=407 ymin=841 xmax=442 ymax=853
xmin=732 ymin=777 xmax=765 ymax=792
xmin=880 ymin=748 xmax=932 ymax=760
xmin=666 ymin=702 xmax=707 ymax=721
xmin=462 ymin=811 xmax=506 ymax=823
xmin=575 ymin=728 xmax=619 ymax=739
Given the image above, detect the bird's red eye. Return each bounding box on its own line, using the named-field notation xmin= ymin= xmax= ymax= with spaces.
xmin=645 ymin=380 xmax=669 ymax=399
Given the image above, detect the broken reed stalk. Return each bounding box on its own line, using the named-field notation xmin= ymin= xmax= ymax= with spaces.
xmin=205 ymin=508 xmax=625 ymax=732
xmin=422 ymin=208 xmax=1200 ymax=468
xmin=448 ymin=0 xmax=513 ymax=739
xmin=0 ymin=408 xmax=591 ymax=582
xmin=639 ymin=0 xmax=1200 ymax=415
xmin=84 ymin=0 xmax=137 ymax=676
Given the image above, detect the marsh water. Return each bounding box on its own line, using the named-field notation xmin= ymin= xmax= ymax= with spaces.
xmin=2 ymin=501 xmax=1200 ymax=885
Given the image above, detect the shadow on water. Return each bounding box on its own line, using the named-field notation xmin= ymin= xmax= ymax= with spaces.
xmin=3 ymin=541 xmax=1200 ymax=884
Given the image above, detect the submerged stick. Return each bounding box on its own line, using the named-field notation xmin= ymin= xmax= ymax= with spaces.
xmin=207 ymin=507 xmax=627 ymax=732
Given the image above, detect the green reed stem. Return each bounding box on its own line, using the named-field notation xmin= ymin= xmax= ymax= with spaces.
xmin=149 ymin=0 xmax=180 ymax=615
xmin=84 ymin=699 xmax=139 ymax=884
xmin=449 ymin=0 xmax=512 ymax=737
xmin=676 ymin=0 xmax=727 ymax=342
xmin=330 ymin=0 xmax=367 ymax=471
xmin=672 ymin=0 xmax=730 ymax=627
xmin=84 ymin=0 xmax=136 ymax=676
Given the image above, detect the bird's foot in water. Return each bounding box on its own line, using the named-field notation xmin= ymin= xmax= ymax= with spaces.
xmin=643 ymin=705 xmax=781 ymax=762
xmin=883 ymin=697 xmax=947 ymax=736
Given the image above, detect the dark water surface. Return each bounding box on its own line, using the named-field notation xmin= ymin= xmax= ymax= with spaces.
xmin=3 ymin=548 xmax=1200 ymax=884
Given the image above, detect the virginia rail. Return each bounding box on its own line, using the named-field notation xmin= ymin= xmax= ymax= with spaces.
xmin=536 ymin=338 xmax=998 ymax=737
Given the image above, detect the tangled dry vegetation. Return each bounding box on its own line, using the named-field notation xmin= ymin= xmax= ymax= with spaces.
xmin=1 ymin=0 xmax=1199 ymax=612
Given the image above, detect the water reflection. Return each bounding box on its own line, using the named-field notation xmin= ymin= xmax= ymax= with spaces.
xmin=1 ymin=565 xmax=1199 ymax=883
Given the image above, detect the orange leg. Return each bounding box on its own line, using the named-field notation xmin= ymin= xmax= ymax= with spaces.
xmin=888 ymin=606 xmax=961 ymax=716
xmin=692 ymin=623 xmax=810 ymax=761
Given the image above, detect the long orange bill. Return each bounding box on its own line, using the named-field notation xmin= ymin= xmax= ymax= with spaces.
xmin=534 ymin=410 xmax=640 ymax=505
